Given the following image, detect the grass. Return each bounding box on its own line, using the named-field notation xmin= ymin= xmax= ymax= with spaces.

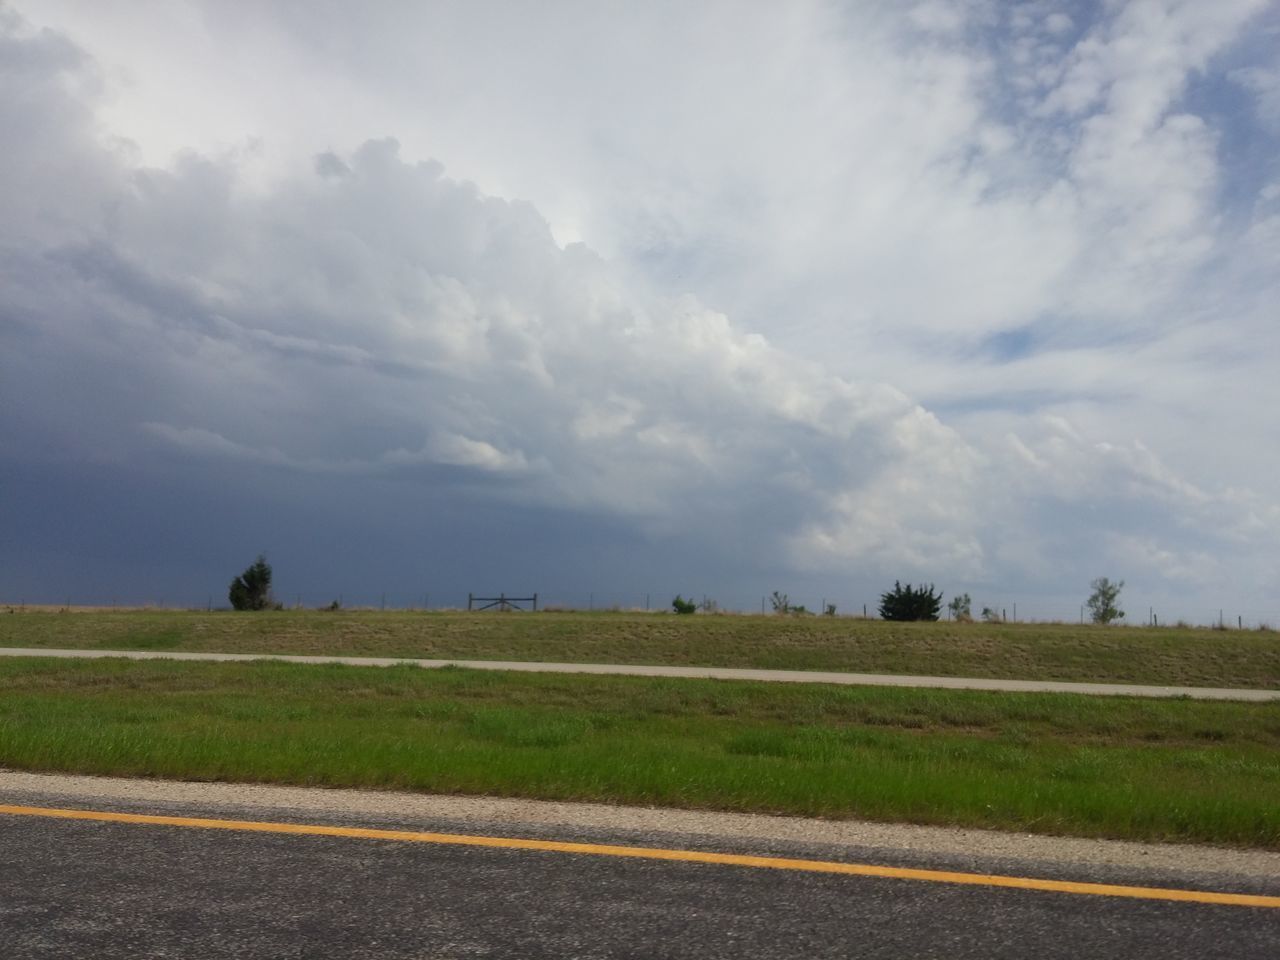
xmin=1 ymin=608 xmax=1278 ymax=688
xmin=1 ymin=656 xmax=1277 ymax=848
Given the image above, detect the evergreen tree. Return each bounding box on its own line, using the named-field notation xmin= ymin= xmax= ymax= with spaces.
xmin=879 ymin=581 xmax=942 ymax=621
xmin=229 ymin=555 xmax=275 ymax=611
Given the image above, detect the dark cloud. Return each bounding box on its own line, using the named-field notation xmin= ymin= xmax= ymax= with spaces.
xmin=314 ymin=151 xmax=350 ymax=179
xmin=0 ymin=17 xmax=978 ymax=607
xmin=3 ymin=9 xmax=1278 ymax=619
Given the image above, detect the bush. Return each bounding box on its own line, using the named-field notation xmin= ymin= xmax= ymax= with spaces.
xmin=229 ymin=555 xmax=277 ymax=611
xmin=948 ymin=593 xmax=972 ymax=621
xmin=879 ymin=581 xmax=942 ymax=621
xmin=671 ymin=595 xmax=697 ymax=615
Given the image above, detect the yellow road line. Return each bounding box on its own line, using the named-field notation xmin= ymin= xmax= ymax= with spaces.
xmin=2 ymin=803 xmax=1277 ymax=909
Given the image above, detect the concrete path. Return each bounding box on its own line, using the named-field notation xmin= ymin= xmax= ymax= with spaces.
xmin=2 ymin=647 xmax=1277 ymax=701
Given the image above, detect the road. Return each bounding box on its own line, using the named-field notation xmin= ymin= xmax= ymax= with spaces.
xmin=2 ymin=647 xmax=1277 ymax=700
xmin=2 ymin=774 xmax=1277 ymax=958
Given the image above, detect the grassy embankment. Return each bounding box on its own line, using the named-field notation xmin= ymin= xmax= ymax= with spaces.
xmin=2 ymin=608 xmax=1278 ymax=688
xmin=1 ymin=657 xmax=1277 ymax=848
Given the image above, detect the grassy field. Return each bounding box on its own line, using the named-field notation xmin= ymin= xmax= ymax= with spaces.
xmin=1 ymin=608 xmax=1277 ymax=688
xmin=1 ymin=656 xmax=1277 ymax=847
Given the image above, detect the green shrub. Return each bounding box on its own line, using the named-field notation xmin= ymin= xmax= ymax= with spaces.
xmin=671 ymin=595 xmax=697 ymax=615
xmin=1086 ymin=577 xmax=1124 ymax=625
xmin=879 ymin=581 xmax=942 ymax=621
xmin=228 ymin=555 xmax=278 ymax=611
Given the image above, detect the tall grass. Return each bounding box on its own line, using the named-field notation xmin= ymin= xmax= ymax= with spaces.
xmin=1 ymin=657 xmax=1277 ymax=847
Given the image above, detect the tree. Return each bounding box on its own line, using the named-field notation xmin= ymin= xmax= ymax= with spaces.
xmin=1086 ymin=577 xmax=1124 ymax=624
xmin=671 ymin=595 xmax=697 ymax=615
xmin=948 ymin=592 xmax=972 ymax=621
xmin=770 ymin=591 xmax=790 ymax=614
xmin=879 ymin=581 xmax=942 ymax=621
xmin=229 ymin=555 xmax=276 ymax=611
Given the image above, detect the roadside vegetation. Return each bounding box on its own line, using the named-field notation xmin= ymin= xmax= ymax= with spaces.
xmin=1 ymin=608 xmax=1277 ymax=688
xmin=878 ymin=581 xmax=943 ymax=621
xmin=227 ymin=555 xmax=280 ymax=612
xmin=1 ymin=657 xmax=1276 ymax=847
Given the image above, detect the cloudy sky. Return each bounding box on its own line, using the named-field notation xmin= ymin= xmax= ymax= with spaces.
xmin=3 ymin=0 xmax=1278 ymax=621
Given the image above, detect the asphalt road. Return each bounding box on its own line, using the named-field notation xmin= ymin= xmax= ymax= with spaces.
xmin=2 ymin=647 xmax=1277 ymax=700
xmin=2 ymin=782 xmax=1277 ymax=959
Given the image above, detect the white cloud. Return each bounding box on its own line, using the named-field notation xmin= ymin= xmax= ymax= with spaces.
xmin=4 ymin=3 xmax=1280 ymax=612
xmin=420 ymin=434 xmax=531 ymax=474
xmin=1107 ymin=535 xmax=1222 ymax=589
xmin=1232 ymin=65 xmax=1280 ymax=128
xmin=1044 ymin=13 xmax=1074 ymax=36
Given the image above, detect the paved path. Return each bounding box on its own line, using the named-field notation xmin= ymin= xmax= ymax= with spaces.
xmin=2 ymin=775 xmax=1277 ymax=959
xmin=2 ymin=647 xmax=1277 ymax=700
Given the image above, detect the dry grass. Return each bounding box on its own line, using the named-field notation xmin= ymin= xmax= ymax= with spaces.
xmin=2 ymin=608 xmax=1278 ymax=688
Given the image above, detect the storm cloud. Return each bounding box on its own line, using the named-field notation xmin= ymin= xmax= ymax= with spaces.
xmin=3 ymin=3 xmax=1279 ymax=620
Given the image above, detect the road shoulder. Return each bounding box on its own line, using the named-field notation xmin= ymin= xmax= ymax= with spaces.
xmin=4 ymin=768 xmax=1277 ymax=882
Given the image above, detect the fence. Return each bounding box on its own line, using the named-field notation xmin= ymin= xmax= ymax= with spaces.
xmin=4 ymin=593 xmax=1277 ymax=630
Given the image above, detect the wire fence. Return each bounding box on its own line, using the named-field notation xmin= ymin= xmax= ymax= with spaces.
xmin=6 ymin=592 xmax=1278 ymax=631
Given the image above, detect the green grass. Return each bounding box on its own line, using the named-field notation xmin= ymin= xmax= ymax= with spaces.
xmin=1 ymin=608 xmax=1278 ymax=688
xmin=1 ymin=656 xmax=1277 ymax=848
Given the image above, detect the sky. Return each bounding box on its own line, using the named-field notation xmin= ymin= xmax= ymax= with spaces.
xmin=2 ymin=0 xmax=1279 ymax=622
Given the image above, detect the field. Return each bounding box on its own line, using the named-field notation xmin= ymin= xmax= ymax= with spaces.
xmin=1 ymin=656 xmax=1277 ymax=847
xmin=4 ymin=610 xmax=1276 ymax=846
xmin=2 ymin=608 xmax=1278 ymax=688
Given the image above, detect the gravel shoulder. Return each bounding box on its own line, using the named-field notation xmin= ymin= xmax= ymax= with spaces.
xmin=4 ymin=768 xmax=1279 ymax=881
